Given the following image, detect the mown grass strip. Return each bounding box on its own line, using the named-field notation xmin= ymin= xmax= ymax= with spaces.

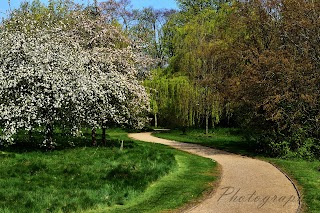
xmin=87 ymin=143 xmax=218 ymax=213
xmin=267 ymin=159 xmax=320 ymax=213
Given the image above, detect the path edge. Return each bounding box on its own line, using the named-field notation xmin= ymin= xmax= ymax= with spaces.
xmin=133 ymin=132 xmax=302 ymax=213
xmin=266 ymin=162 xmax=302 ymax=213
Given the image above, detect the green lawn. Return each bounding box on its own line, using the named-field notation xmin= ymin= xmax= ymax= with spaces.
xmin=154 ymin=128 xmax=320 ymax=213
xmin=0 ymin=128 xmax=218 ymax=212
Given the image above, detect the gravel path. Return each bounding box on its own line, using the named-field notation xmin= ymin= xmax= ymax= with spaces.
xmin=129 ymin=132 xmax=300 ymax=213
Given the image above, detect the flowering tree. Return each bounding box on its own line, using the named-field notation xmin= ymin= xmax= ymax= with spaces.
xmin=0 ymin=1 xmax=151 ymax=147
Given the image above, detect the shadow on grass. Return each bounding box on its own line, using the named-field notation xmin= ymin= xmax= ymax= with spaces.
xmin=154 ymin=128 xmax=261 ymax=157
xmin=1 ymin=130 xmax=135 ymax=153
xmin=0 ymin=130 xmax=179 ymax=213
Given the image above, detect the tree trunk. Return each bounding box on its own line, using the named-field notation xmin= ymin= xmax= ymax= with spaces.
xmin=154 ymin=113 xmax=158 ymax=128
xmin=92 ymin=128 xmax=97 ymax=146
xmin=181 ymin=126 xmax=187 ymax=135
xmin=205 ymin=114 xmax=209 ymax=135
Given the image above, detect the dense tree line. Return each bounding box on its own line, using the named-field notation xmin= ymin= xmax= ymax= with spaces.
xmin=0 ymin=0 xmax=318 ymax=159
xmin=147 ymin=0 xmax=319 ymax=159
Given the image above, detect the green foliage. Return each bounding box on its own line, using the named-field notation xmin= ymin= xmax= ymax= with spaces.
xmin=160 ymin=0 xmax=319 ymax=159
xmin=268 ymin=140 xmax=291 ymax=157
xmin=176 ymin=0 xmax=230 ymax=15
xmin=158 ymin=2 xmax=238 ymax=131
xmin=144 ymin=69 xmax=195 ymax=127
xmin=144 ymin=68 xmax=223 ymax=129
xmin=5 ymin=0 xmax=75 ymax=31
xmin=230 ymin=0 xmax=320 ymax=159
xmin=268 ymin=138 xmax=320 ymax=161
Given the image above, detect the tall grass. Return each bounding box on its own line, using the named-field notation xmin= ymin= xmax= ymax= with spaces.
xmin=0 ymin=129 xmax=176 ymax=212
xmin=0 ymin=128 xmax=218 ymax=212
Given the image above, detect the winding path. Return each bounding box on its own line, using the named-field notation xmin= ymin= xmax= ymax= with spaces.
xmin=129 ymin=132 xmax=300 ymax=213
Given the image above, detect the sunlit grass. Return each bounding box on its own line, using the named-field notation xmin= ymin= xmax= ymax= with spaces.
xmin=267 ymin=159 xmax=320 ymax=213
xmin=0 ymin=143 xmax=175 ymax=212
xmin=0 ymin=128 xmax=218 ymax=212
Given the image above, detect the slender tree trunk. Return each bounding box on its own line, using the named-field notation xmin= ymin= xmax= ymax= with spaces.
xmin=205 ymin=114 xmax=209 ymax=135
xmin=154 ymin=113 xmax=158 ymax=128
xmin=182 ymin=126 xmax=187 ymax=135
xmin=92 ymin=128 xmax=97 ymax=146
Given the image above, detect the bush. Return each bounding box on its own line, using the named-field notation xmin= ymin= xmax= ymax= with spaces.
xmin=256 ymin=136 xmax=319 ymax=161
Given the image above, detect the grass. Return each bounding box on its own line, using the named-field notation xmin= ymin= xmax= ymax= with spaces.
xmin=0 ymin=128 xmax=218 ymax=212
xmin=267 ymin=159 xmax=320 ymax=213
xmin=89 ymin=147 xmax=219 ymax=213
xmin=154 ymin=128 xmax=320 ymax=213
xmin=154 ymin=128 xmax=255 ymax=156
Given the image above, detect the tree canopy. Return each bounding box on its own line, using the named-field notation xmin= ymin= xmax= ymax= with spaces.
xmin=0 ymin=0 xmax=151 ymax=147
xmin=147 ymin=0 xmax=320 ymax=159
xmin=0 ymin=0 xmax=319 ymax=159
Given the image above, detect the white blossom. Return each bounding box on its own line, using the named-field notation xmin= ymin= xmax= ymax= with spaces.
xmin=0 ymin=8 xmax=152 ymax=145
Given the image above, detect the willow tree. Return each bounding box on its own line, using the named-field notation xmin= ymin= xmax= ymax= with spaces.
xmin=144 ymin=69 xmax=197 ymax=129
xmin=162 ymin=2 xmax=236 ymax=133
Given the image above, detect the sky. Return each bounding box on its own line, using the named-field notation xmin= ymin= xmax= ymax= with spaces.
xmin=0 ymin=0 xmax=179 ymax=20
